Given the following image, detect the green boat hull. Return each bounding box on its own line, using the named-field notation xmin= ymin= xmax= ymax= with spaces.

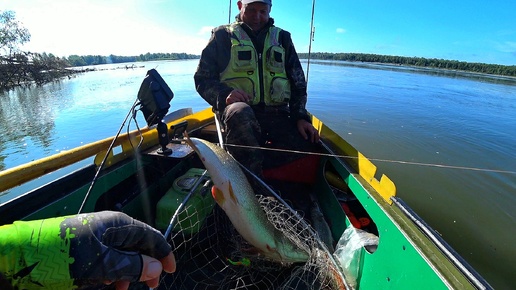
xmin=0 ymin=107 xmax=491 ymax=289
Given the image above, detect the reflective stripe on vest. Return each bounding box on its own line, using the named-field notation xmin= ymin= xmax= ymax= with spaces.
xmin=220 ymin=23 xmax=291 ymax=106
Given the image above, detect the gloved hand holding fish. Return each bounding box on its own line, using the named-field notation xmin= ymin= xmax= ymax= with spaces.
xmin=184 ymin=134 xmax=309 ymax=264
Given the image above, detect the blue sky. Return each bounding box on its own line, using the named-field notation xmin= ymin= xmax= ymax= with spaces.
xmin=3 ymin=0 xmax=515 ymax=65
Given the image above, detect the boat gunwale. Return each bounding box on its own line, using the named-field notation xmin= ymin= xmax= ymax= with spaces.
xmin=0 ymin=107 xmax=493 ymax=289
xmin=317 ymin=118 xmax=492 ymax=289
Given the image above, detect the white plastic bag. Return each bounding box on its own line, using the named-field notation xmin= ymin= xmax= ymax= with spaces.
xmin=333 ymin=226 xmax=379 ymax=289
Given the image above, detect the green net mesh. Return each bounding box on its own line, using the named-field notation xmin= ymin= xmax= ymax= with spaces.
xmin=156 ymin=170 xmax=348 ymax=290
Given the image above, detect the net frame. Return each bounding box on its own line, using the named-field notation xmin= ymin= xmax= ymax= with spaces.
xmin=155 ymin=166 xmax=349 ymax=290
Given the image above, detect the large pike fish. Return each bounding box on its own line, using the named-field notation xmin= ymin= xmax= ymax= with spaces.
xmin=184 ymin=135 xmax=309 ymax=263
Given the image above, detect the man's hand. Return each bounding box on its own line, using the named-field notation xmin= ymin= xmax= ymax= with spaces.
xmin=0 ymin=211 xmax=176 ymax=290
xmin=297 ymin=119 xmax=320 ymax=143
xmin=64 ymin=211 xmax=176 ymax=289
xmin=226 ymin=89 xmax=252 ymax=105
xmin=112 ymin=252 xmax=176 ymax=290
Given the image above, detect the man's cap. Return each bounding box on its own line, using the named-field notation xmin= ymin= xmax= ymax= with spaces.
xmin=241 ymin=0 xmax=272 ymax=5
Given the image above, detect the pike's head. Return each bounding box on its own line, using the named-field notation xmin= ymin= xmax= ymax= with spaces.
xmin=184 ymin=133 xmax=239 ymax=209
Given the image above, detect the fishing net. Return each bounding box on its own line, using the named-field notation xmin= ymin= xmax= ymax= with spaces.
xmin=155 ymin=168 xmax=349 ymax=290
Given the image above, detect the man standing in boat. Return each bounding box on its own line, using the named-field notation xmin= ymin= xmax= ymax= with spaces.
xmin=194 ymin=0 xmax=320 ymax=176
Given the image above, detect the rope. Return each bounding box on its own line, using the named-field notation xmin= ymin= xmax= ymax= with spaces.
xmin=223 ymin=143 xmax=516 ymax=175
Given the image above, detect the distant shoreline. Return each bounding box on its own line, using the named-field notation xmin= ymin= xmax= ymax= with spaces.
xmin=64 ymin=51 xmax=514 ymax=77
xmin=301 ymin=58 xmax=516 ymax=82
xmin=299 ymin=52 xmax=516 ymax=78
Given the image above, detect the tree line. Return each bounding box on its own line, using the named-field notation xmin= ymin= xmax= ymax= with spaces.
xmin=1 ymin=52 xmax=73 ymax=89
xmin=1 ymin=10 xmax=78 ymax=91
xmin=2 ymin=9 xmax=514 ymax=92
xmin=67 ymin=52 xmax=199 ymax=67
xmin=299 ymin=52 xmax=516 ymax=77
xmin=1 ymin=51 xmax=199 ymax=91
xmin=1 ymin=10 xmax=199 ymax=91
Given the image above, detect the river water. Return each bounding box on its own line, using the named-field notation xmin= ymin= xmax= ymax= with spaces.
xmin=1 ymin=59 xmax=515 ymax=289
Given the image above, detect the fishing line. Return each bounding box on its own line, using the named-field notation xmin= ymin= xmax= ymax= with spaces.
xmin=223 ymin=143 xmax=516 ymax=175
xmin=127 ymin=105 xmax=145 ymax=151
xmin=78 ymin=99 xmax=141 ymax=214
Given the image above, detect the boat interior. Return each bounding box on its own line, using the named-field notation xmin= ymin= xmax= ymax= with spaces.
xmin=0 ymin=69 xmax=492 ymax=289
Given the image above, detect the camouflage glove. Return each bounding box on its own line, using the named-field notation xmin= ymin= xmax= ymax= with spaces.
xmin=0 ymin=211 xmax=172 ymax=289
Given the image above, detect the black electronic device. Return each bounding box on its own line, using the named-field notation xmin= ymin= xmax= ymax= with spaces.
xmin=137 ymin=69 xmax=174 ymax=127
xmin=137 ymin=69 xmax=174 ymax=155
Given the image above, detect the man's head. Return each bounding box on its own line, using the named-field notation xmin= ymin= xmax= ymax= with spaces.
xmin=241 ymin=0 xmax=272 ymax=5
xmin=238 ymin=0 xmax=272 ymax=32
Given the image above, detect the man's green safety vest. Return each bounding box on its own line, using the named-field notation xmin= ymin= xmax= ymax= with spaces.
xmin=220 ymin=22 xmax=291 ymax=106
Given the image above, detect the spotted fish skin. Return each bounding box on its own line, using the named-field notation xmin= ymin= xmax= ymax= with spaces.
xmin=185 ymin=135 xmax=309 ymax=263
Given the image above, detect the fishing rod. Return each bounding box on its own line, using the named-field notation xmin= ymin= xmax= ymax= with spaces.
xmin=163 ymin=170 xmax=210 ymax=239
xmin=150 ymin=170 xmax=211 ymax=290
xmin=306 ymin=0 xmax=316 ymax=84
xmin=79 ymin=69 xmax=173 ymax=214
xmin=228 ymin=0 xmax=232 ymax=23
xmin=77 ymin=99 xmax=140 ymax=214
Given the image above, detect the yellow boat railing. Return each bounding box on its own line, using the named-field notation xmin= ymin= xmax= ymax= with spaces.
xmin=0 ymin=108 xmax=214 ymax=193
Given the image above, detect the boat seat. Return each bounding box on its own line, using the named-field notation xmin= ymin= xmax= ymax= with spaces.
xmin=263 ymin=154 xmax=320 ymax=184
xmin=212 ymin=108 xmax=320 ymax=184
